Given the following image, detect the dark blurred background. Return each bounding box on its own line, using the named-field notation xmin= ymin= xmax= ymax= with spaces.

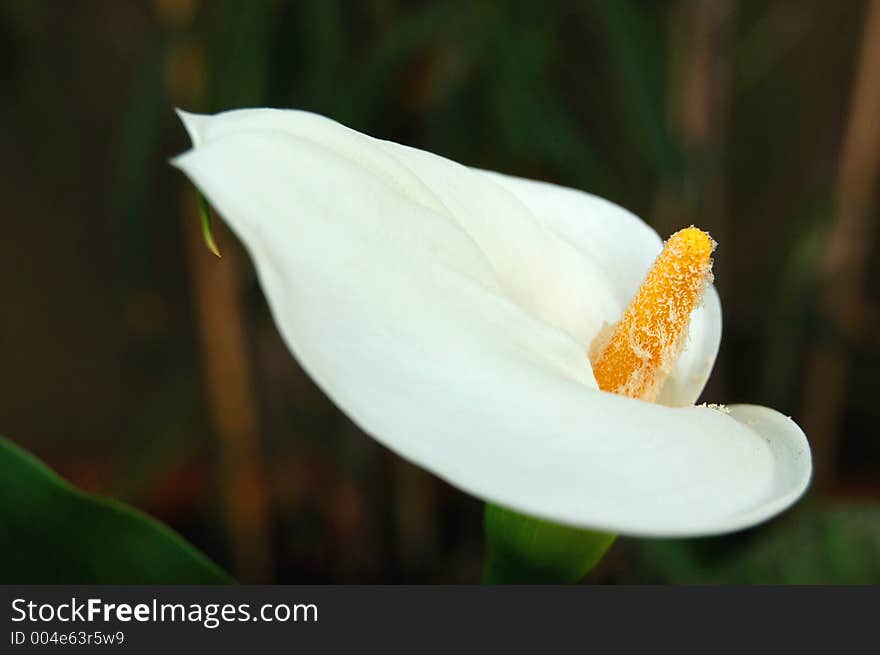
xmin=1 ymin=0 xmax=879 ymax=583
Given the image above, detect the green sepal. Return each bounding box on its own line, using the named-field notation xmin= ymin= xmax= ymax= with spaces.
xmin=198 ymin=191 xmax=222 ymax=258
xmin=483 ymin=503 xmax=616 ymax=584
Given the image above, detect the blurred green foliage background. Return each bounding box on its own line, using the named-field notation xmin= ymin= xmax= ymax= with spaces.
xmin=0 ymin=0 xmax=878 ymax=583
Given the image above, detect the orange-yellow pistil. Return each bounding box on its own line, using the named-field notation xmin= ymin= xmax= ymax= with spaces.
xmin=590 ymin=226 xmax=716 ymax=401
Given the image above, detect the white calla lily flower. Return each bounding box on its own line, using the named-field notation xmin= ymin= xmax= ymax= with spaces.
xmin=173 ymin=108 xmax=811 ymax=538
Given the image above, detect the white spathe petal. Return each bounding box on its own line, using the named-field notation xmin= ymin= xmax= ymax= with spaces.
xmin=712 ymin=404 xmax=812 ymax=530
xmin=476 ymin=170 xmax=723 ymax=406
xmin=475 ymin=170 xmax=662 ymax=305
xmin=173 ymin=109 xmax=811 ymax=536
xmin=175 ymin=108 xmax=622 ymax=347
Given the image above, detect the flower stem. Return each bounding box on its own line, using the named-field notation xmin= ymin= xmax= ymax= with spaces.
xmin=482 ymin=504 xmax=616 ymax=584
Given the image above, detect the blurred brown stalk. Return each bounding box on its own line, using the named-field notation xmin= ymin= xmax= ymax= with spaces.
xmin=802 ymin=0 xmax=880 ymax=490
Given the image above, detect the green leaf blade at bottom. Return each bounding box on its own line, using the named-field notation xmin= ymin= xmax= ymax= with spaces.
xmin=0 ymin=435 xmax=232 ymax=584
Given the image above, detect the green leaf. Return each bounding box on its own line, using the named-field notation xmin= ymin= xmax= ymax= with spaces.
xmin=483 ymin=503 xmax=615 ymax=584
xmin=0 ymin=435 xmax=232 ymax=584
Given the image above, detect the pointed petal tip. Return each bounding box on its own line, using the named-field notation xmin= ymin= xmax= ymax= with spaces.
xmin=167 ymin=152 xmax=189 ymax=172
xmin=175 ymin=108 xmax=209 ymax=147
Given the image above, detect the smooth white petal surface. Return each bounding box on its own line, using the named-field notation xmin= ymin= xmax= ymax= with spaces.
xmin=173 ymin=108 xmax=811 ymax=536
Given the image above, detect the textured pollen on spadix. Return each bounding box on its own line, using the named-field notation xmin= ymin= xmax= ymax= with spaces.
xmin=591 ymin=226 xmax=715 ymax=401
